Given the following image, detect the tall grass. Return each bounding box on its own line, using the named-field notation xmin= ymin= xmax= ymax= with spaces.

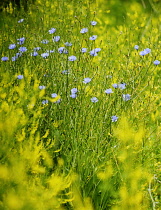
xmin=1 ymin=0 xmax=161 ymax=209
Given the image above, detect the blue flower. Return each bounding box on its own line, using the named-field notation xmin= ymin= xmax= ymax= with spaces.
xmin=12 ymin=56 xmax=17 ymax=61
xmin=95 ymin=48 xmax=101 ymax=52
xmin=111 ymin=115 xmax=118 ymax=122
xmin=19 ymin=47 xmax=27 ymax=52
xmin=89 ymin=50 xmax=97 ymax=56
xmin=46 ymin=50 xmax=55 ymax=53
xmin=89 ymin=35 xmax=97 ymax=40
xmin=71 ymin=88 xmax=78 ymax=94
xmin=68 ymin=55 xmax=77 ymax=61
xmin=144 ymin=48 xmax=151 ymax=54
xmin=11 ymin=52 xmax=22 ymax=61
xmin=9 ymin=44 xmax=16 ymax=49
xmin=17 ymin=75 xmax=24 ymax=79
xmin=1 ymin=57 xmax=9 ymax=61
xmin=17 ymin=37 xmax=25 ymax=45
xmin=61 ymin=70 xmax=70 ymax=74
xmin=81 ymin=48 xmax=87 ymax=53
xmin=70 ymin=93 xmax=77 ymax=98
xmin=139 ymin=48 xmax=151 ymax=56
xmin=91 ymin=97 xmax=98 ymax=103
xmin=65 ymin=42 xmax=72 ymax=46
xmin=31 ymin=52 xmax=38 ymax=56
xmin=122 ymin=94 xmax=131 ymax=101
xmin=118 ymin=83 xmax=126 ymax=90
xmin=41 ymin=39 xmax=49 ymax=44
xmin=39 ymin=85 xmax=46 ymax=90
xmin=51 ymin=93 xmax=61 ymax=103
xmin=90 ymin=48 xmax=101 ymax=56
xmin=112 ymin=84 xmax=118 ymax=88
xmin=139 ymin=51 xmax=146 ymax=56
xmin=134 ymin=45 xmax=139 ymax=50
xmin=34 ymin=47 xmax=41 ymax=51
xmin=18 ymin=19 xmax=24 ymax=23
xmin=55 ymin=99 xmax=61 ymax=104
xmin=41 ymin=53 xmax=49 ymax=58
xmin=16 ymin=52 xmax=22 ymax=57
xmin=49 ymin=28 xmax=56 ymax=34
xmin=80 ymin=28 xmax=88 ymax=33
xmin=83 ymin=78 xmax=91 ymax=84
xmin=51 ymin=93 xmax=58 ymax=98
xmin=105 ymin=88 xmax=113 ymax=94
xmin=42 ymin=99 xmax=48 ymax=105
xmin=53 ymin=36 xmax=60 ymax=42
xmin=58 ymin=47 xmax=68 ymax=54
xmin=90 ymin=21 xmax=97 ymax=26
xmin=63 ymin=49 xmax=68 ymax=54
xmin=153 ymin=60 xmax=160 ymax=65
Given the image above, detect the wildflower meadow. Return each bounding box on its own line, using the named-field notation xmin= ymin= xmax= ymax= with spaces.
xmin=1 ymin=0 xmax=161 ymax=209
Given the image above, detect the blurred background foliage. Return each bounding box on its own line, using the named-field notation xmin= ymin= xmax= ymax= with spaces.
xmin=1 ymin=0 xmax=161 ymax=26
xmin=0 ymin=0 xmax=36 ymax=11
xmin=96 ymin=0 xmax=161 ymax=26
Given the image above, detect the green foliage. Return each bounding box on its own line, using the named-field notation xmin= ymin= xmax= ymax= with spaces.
xmin=0 ymin=0 xmax=35 ymax=11
xmin=1 ymin=0 xmax=161 ymax=209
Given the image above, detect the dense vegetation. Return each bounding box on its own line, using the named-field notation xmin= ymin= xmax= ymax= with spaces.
xmin=1 ymin=0 xmax=161 ymax=209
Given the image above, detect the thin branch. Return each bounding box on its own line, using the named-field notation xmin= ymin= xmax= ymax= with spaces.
xmin=141 ymin=0 xmax=146 ymax=9
xmin=148 ymin=176 xmax=156 ymax=210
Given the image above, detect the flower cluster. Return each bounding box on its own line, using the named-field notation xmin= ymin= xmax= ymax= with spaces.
xmin=17 ymin=37 xmax=25 ymax=45
xmin=70 ymin=88 xmax=78 ymax=98
xmin=2 ymin=20 xmax=101 ymax=62
xmin=2 ymin=18 xmax=143 ymax=126
xmin=139 ymin=48 xmax=151 ymax=56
